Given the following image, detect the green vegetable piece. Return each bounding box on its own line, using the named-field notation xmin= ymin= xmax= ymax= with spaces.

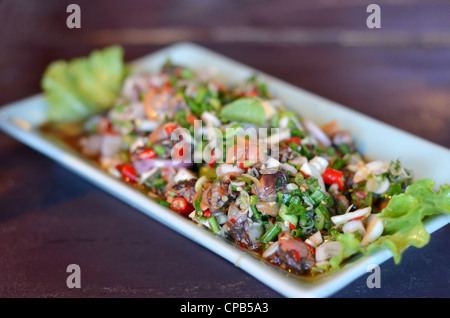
xmin=249 ymin=195 xmax=259 ymax=205
xmin=314 ymin=205 xmax=331 ymax=230
xmin=195 ymin=86 xmax=207 ymax=103
xmin=153 ymin=144 xmax=166 ymax=156
xmin=157 ymin=199 xmax=171 ymax=208
xmin=251 ymin=205 xmax=262 ymax=221
xmin=337 ymin=143 xmax=351 ymax=154
xmin=279 ymin=204 xmax=298 ymax=228
xmin=219 ymin=98 xmax=265 ymax=126
xmin=42 ymin=46 xmax=126 ymax=122
xmin=199 ymin=166 xmax=217 ymax=180
xmin=299 ymin=214 xmax=308 ymax=227
xmin=152 ymin=178 xmax=166 ymax=189
xmin=208 ymin=215 xmax=221 ymax=234
xmin=209 ymin=97 xmax=221 ymax=110
xmin=194 ymin=190 xmax=203 ymax=213
xmin=366 ymin=179 xmax=450 ymax=264
xmin=329 ymin=233 xmax=362 ymax=269
xmin=260 ymin=223 xmax=282 ymax=243
xmin=310 ymin=189 xmax=326 ymax=205
xmin=181 ymin=68 xmax=194 ymax=79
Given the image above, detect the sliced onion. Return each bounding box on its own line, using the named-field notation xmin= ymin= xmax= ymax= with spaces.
xmin=138 ymin=167 xmax=158 ymax=185
xmin=195 ymin=176 xmax=208 ymax=192
xmin=214 ymin=212 xmax=228 ymax=225
xmin=331 ymin=207 xmax=372 ymax=226
xmin=281 ymin=163 xmax=297 ymax=175
xmin=365 ymin=177 xmax=380 ymax=192
xmin=303 ymin=119 xmax=332 ymax=147
xmin=361 ymin=215 xmax=385 ymax=247
xmin=242 ymin=173 xmax=261 ymax=188
xmin=262 ymin=241 xmax=280 ymax=259
xmin=216 ymin=163 xmax=244 ymax=177
xmin=315 ymin=241 xmax=342 ymax=262
xmin=133 ymin=158 xmax=192 ymax=174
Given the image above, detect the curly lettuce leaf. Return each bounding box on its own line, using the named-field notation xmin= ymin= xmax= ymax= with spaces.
xmin=329 ymin=233 xmax=362 ymax=269
xmin=41 ymin=46 xmax=125 ymax=122
xmin=327 ymin=179 xmax=449 ymax=270
xmin=366 ymin=179 xmax=450 ymax=264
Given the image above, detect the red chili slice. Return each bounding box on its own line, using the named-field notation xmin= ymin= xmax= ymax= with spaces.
xmin=285 ymin=137 xmax=302 ymax=146
xmin=244 ymin=89 xmax=258 ymax=97
xmin=170 ymin=197 xmax=194 ymax=215
xmin=186 ymin=115 xmax=197 ymax=125
xmin=322 ymin=168 xmax=344 ymax=191
xmin=350 ymin=215 xmax=365 ymax=222
xmin=137 ymin=148 xmax=157 ymax=160
xmin=117 ymin=163 xmax=138 ymax=184
xmin=165 ymin=124 xmax=177 ymax=136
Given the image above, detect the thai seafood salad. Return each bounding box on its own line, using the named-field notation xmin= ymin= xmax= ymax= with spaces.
xmin=41 ymin=46 xmax=450 ymax=276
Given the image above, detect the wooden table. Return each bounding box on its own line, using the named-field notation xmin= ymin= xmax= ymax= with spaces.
xmin=1 ymin=0 xmax=449 ymax=298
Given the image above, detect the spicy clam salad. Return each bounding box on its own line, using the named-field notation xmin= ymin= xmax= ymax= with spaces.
xmin=40 ymin=46 xmax=450 ymax=277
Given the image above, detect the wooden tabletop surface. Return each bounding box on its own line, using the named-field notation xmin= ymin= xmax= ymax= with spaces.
xmin=0 ymin=0 xmax=449 ymax=298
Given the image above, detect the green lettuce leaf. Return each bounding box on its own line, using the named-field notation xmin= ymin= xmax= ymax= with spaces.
xmin=219 ymin=98 xmax=265 ymax=126
xmin=41 ymin=46 xmax=126 ymax=122
xmin=329 ymin=233 xmax=362 ymax=269
xmin=366 ymin=179 xmax=450 ymax=264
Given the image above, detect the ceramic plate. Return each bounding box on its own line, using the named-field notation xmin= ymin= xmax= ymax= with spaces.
xmin=1 ymin=42 xmax=449 ymax=297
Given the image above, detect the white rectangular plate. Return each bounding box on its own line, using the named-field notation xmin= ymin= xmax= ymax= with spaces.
xmin=1 ymin=42 xmax=449 ymax=298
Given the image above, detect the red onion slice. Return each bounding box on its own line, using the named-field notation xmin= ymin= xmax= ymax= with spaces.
xmin=133 ymin=158 xmax=192 ymax=174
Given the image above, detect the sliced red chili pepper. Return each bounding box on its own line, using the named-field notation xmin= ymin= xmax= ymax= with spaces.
xmin=161 ymin=167 xmax=172 ymax=181
xmin=322 ymin=168 xmax=344 ymax=191
xmin=186 ymin=115 xmax=197 ymax=126
xmin=230 ymin=218 xmax=237 ymax=224
xmin=165 ymin=124 xmax=177 ymax=136
xmin=117 ymin=163 xmax=138 ymax=184
xmin=105 ymin=121 xmax=117 ymax=135
xmin=97 ymin=118 xmax=117 ymax=135
xmin=293 ymin=250 xmax=300 ymax=262
xmin=285 ymin=137 xmax=302 ymax=146
xmin=350 ymin=215 xmax=365 ymax=222
xmin=300 ymin=170 xmax=311 ymax=178
xmin=137 ymin=148 xmax=157 ymax=160
xmin=203 ymin=210 xmax=211 ymax=218
xmin=170 ymin=197 xmax=194 ymax=215
xmin=289 ymin=223 xmax=296 ymax=231
xmin=244 ymin=89 xmax=258 ymax=97
xmin=208 ymin=159 xmax=216 ymax=168
xmin=235 ymin=157 xmax=249 ymax=170
xmin=211 ymin=80 xmax=227 ymax=93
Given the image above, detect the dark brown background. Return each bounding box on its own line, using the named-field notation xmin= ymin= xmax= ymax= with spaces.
xmin=0 ymin=0 xmax=449 ymax=298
